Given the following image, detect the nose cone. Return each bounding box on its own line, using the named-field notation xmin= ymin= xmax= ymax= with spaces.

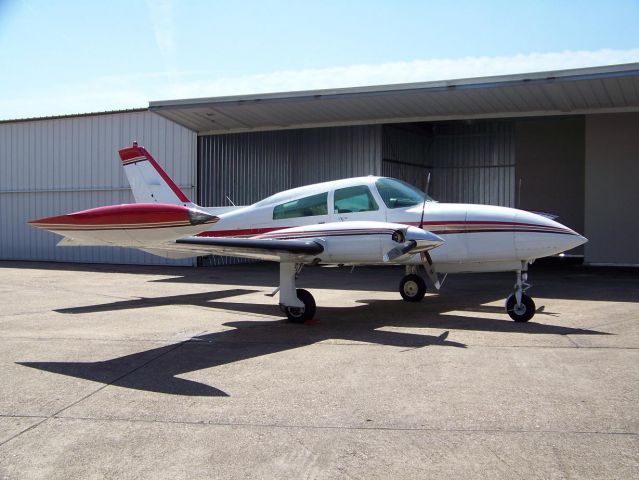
xmin=570 ymin=233 xmax=588 ymax=249
xmin=514 ymin=210 xmax=587 ymax=259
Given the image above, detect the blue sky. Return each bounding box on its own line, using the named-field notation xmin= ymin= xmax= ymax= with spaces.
xmin=1 ymin=0 xmax=638 ymax=119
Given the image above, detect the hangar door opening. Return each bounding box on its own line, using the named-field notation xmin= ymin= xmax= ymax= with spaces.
xmin=382 ymin=117 xmax=585 ymax=255
xmin=382 ymin=121 xmax=516 ymax=207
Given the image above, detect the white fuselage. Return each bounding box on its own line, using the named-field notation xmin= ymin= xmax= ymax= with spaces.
xmin=195 ymin=176 xmax=586 ymax=272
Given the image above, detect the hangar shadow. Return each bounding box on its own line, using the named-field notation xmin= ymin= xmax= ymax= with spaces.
xmin=20 ymin=288 xmax=608 ymax=397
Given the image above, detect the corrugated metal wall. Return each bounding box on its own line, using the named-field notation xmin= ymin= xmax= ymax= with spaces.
xmin=199 ymin=125 xmax=382 ymax=204
xmin=200 ymin=121 xmax=514 ymax=227
xmin=382 ymin=122 xmax=515 ymax=206
xmin=199 ymin=131 xmax=294 ymax=207
xmin=199 ymin=126 xmax=382 ymax=204
xmin=293 ymin=125 xmax=382 ymax=184
xmin=0 ymin=111 xmax=197 ymax=265
xmin=382 ymin=125 xmax=433 ymax=192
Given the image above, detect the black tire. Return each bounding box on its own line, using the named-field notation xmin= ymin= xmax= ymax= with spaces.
xmin=284 ymin=288 xmax=316 ymax=323
xmin=399 ymin=274 xmax=427 ymax=302
xmin=505 ymin=293 xmax=536 ymax=322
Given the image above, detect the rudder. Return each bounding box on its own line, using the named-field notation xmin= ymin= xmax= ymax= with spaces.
xmin=118 ymin=142 xmax=192 ymax=206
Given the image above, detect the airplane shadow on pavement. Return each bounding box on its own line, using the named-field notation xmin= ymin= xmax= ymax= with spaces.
xmin=18 ymin=286 xmax=610 ymax=397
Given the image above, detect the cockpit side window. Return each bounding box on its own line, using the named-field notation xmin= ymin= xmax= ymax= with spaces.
xmin=273 ymin=192 xmax=328 ymax=220
xmin=375 ymin=178 xmax=432 ymax=209
xmin=334 ymin=185 xmax=379 ymax=213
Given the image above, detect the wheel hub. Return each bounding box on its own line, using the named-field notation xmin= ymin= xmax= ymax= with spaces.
xmin=287 ymin=306 xmax=304 ymax=318
xmin=404 ymin=281 xmax=418 ymax=296
xmin=513 ymin=302 xmax=527 ymax=316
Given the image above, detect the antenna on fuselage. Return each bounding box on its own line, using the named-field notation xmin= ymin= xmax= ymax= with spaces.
xmin=225 ymin=195 xmax=236 ymax=207
xmin=418 ymin=171 xmax=431 ymax=230
xmin=517 ymin=178 xmax=522 ymax=209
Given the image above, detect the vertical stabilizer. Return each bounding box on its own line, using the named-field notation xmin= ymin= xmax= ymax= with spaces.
xmin=118 ymin=143 xmax=193 ymax=206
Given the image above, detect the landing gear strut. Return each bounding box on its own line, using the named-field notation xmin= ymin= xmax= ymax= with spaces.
xmin=505 ymin=262 xmax=536 ymax=322
xmin=278 ymin=263 xmax=316 ymax=323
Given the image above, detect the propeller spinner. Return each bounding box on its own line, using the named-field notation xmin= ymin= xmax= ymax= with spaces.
xmin=383 ymin=227 xmax=444 ymax=262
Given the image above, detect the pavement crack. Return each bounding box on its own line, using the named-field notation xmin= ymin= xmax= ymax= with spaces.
xmin=564 ymin=335 xmax=581 ymax=348
xmin=484 ymin=444 xmax=523 ymax=479
xmin=39 ymin=415 xmax=639 ymax=437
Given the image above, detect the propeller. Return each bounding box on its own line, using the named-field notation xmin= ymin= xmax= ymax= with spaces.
xmin=383 ymin=227 xmax=444 ymax=263
xmin=383 ymin=240 xmax=417 ymax=262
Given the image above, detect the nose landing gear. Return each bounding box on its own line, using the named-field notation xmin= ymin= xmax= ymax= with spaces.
xmin=398 ymin=258 xmax=443 ymax=302
xmin=506 ymin=262 xmax=536 ymax=322
xmin=399 ymin=273 xmax=427 ymax=302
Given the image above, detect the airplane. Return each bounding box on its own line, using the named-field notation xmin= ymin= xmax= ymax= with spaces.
xmin=28 ymin=142 xmax=587 ymax=323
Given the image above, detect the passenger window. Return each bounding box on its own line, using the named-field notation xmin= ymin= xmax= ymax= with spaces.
xmin=273 ymin=192 xmax=328 ymax=220
xmin=334 ymin=185 xmax=379 ymax=213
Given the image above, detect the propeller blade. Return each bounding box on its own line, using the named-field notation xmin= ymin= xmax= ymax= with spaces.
xmin=383 ymin=240 xmax=416 ymax=262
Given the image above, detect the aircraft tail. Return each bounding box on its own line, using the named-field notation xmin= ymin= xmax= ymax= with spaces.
xmin=118 ymin=143 xmax=194 ymax=206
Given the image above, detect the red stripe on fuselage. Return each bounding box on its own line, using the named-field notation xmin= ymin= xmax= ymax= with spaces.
xmin=404 ymin=220 xmax=567 ymax=229
xmin=200 ymin=220 xmax=573 ymax=239
xmin=197 ymin=227 xmax=285 ymax=238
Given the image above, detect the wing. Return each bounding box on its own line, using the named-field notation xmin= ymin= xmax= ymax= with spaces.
xmin=142 ymin=236 xmax=325 ymax=262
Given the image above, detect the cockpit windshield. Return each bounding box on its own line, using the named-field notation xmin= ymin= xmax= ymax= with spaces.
xmin=374 ymin=178 xmax=435 ymax=209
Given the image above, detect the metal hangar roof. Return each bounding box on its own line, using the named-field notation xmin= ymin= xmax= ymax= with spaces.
xmin=149 ymin=63 xmax=639 ymax=135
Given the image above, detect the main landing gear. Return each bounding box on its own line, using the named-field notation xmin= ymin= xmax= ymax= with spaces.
xmin=505 ymin=262 xmax=536 ymax=322
xmin=278 ymin=263 xmax=316 ymax=323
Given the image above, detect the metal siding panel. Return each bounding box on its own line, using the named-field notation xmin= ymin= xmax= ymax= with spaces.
xmin=293 ymin=125 xmax=381 ymax=185
xmin=382 ymin=122 xmax=515 ymax=206
xmin=0 ymin=111 xmax=197 ymax=265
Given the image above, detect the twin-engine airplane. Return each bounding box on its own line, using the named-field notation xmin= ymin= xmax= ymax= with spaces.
xmin=29 ymin=143 xmax=587 ymax=323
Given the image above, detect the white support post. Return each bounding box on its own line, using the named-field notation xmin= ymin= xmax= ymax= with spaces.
xmin=514 ymin=270 xmax=523 ymax=306
xmin=279 ymin=262 xmax=304 ymax=309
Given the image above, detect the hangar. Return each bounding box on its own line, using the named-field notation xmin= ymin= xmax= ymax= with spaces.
xmin=1 ymin=63 xmax=638 ymax=266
